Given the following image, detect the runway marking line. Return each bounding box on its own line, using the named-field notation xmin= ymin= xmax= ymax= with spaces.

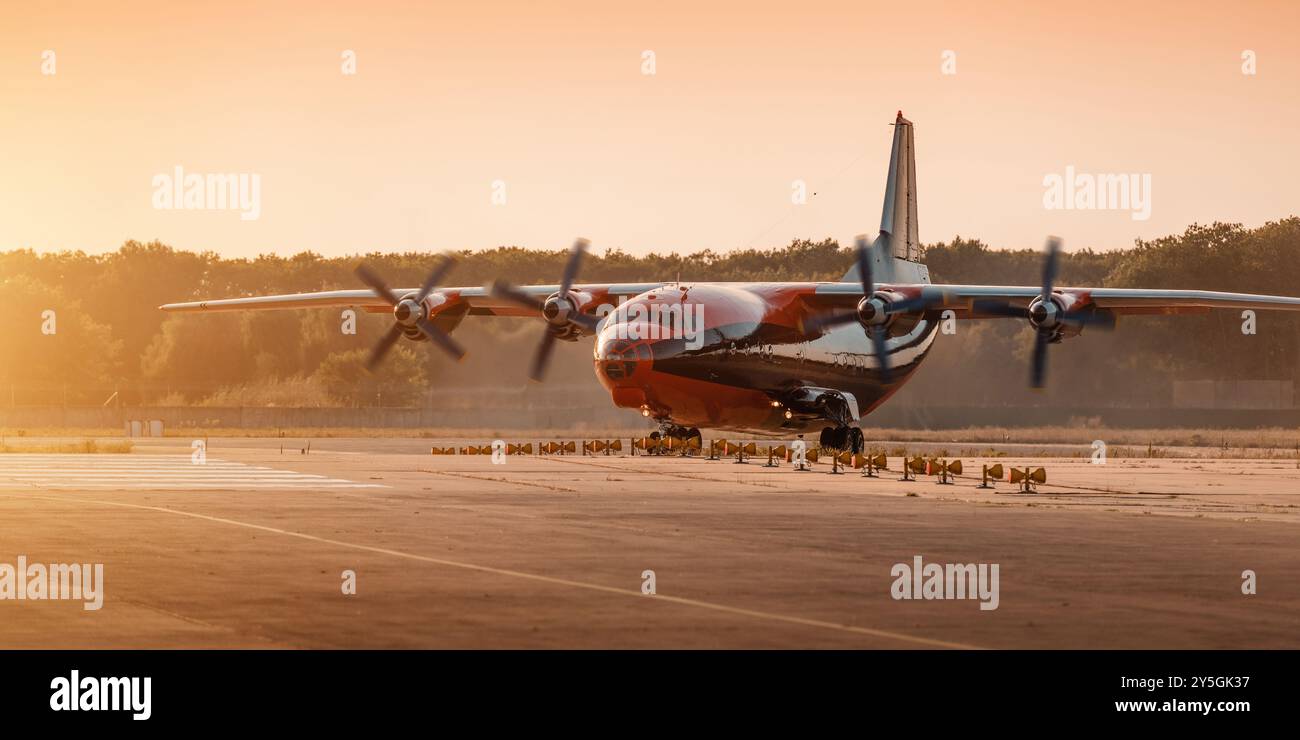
xmin=0 ymin=492 xmax=979 ymax=650
xmin=0 ymin=454 xmax=386 ymax=490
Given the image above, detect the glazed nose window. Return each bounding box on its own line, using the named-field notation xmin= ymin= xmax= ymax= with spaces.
xmin=598 ymin=339 xmax=648 ymax=380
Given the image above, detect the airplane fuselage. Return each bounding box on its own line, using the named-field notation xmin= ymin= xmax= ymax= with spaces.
xmin=592 ymin=283 xmax=939 ymax=435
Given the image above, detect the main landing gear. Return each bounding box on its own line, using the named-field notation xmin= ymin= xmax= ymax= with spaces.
xmin=819 ymin=425 xmax=864 ymax=455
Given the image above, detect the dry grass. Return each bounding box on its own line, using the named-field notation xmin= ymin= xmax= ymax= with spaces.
xmin=859 ymin=425 xmax=1300 ymax=449
xmin=860 ymin=426 xmax=1300 ymax=460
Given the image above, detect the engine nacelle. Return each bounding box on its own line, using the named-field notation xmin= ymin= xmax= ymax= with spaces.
xmin=855 ymin=291 xmax=921 ymax=335
xmin=394 ymin=291 xmax=453 ymax=341
xmin=855 ymin=295 xmax=888 ymax=326
xmin=1027 ymin=293 xmax=1086 ymax=339
xmin=543 ymin=290 xmax=595 ymax=340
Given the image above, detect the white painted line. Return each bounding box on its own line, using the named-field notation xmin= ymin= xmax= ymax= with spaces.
xmin=0 ymin=456 xmax=386 ymax=490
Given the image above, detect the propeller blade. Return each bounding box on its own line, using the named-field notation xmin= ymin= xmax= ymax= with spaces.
xmin=358 ymin=261 xmax=467 ymax=368
xmin=1028 ymin=238 xmax=1064 ymax=388
xmin=1030 ymin=329 xmax=1050 ymax=388
xmin=870 ymin=328 xmax=891 ymax=383
xmin=1041 ymin=236 xmax=1061 ymax=302
xmin=530 ymin=331 xmax=558 ymax=382
xmin=883 ymin=295 xmax=932 ymax=315
xmin=558 ymin=238 xmax=589 ymax=297
xmin=972 ymin=299 xmax=1031 ymax=319
xmin=415 ymin=318 xmax=466 ymax=361
xmin=491 ymin=279 xmax=545 ymax=312
xmin=355 ymin=264 xmax=400 ymax=306
xmin=416 ymin=255 xmax=457 ymax=303
xmin=798 ymin=236 xmax=877 ymax=337
xmin=568 ymin=311 xmax=601 ymax=333
xmin=366 ymin=323 xmax=404 ymax=370
xmin=492 ymin=237 xmax=598 ymax=384
xmin=854 ymin=235 xmax=874 ymax=297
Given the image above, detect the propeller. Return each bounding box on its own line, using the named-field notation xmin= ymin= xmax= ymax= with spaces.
xmin=800 ymin=234 xmax=942 ymax=383
xmin=1028 ymin=236 xmax=1061 ymax=389
xmin=354 ymin=256 xmax=465 ymax=371
xmin=971 ymin=236 xmax=1115 ymax=388
xmin=491 ymin=238 xmax=600 ymax=382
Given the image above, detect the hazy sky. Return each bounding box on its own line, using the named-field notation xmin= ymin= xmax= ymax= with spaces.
xmin=1 ymin=0 xmax=1297 ymax=258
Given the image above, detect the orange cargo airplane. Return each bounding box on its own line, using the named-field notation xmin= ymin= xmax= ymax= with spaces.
xmin=162 ymin=113 xmax=1300 ymax=453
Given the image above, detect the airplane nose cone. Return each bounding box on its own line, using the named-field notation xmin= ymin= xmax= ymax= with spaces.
xmin=593 ymin=331 xmax=656 ymax=410
xmin=594 ymin=336 xmax=650 ymax=382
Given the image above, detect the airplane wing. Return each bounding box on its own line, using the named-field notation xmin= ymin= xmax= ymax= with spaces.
xmin=159 ymin=283 xmax=667 ymax=318
xmin=812 ymin=283 xmax=1300 ymax=317
xmin=809 ymin=276 xmax=1300 ymax=389
xmin=814 ymin=219 xmax=1300 ymax=319
xmin=163 ymin=281 xmax=1300 ymax=319
xmin=951 ymin=286 xmax=1300 ymax=317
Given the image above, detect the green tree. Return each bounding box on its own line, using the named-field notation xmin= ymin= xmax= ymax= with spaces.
xmin=0 ymin=275 xmax=123 ymax=403
xmin=313 ymin=346 xmax=429 ymax=406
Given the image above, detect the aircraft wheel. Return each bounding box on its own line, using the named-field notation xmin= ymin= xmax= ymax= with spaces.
xmin=832 ymin=426 xmax=850 ymax=451
xmin=819 ymin=426 xmax=836 ymax=451
xmin=848 ymin=427 xmax=864 ymax=455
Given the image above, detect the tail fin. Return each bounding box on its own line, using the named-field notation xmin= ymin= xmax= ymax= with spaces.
xmin=880 ymin=111 xmax=920 ymax=263
xmin=842 ymin=111 xmax=928 ymax=284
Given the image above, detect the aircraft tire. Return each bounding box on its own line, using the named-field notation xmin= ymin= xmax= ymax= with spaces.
xmin=848 ymin=427 xmax=864 ymax=455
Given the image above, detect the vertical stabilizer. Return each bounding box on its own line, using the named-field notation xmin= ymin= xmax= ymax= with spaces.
xmin=842 ymin=112 xmax=929 ymax=285
xmin=880 ymin=111 xmax=920 ymax=263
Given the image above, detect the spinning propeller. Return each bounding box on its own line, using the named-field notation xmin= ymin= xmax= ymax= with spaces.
xmin=354 ymin=256 xmax=466 ymax=370
xmin=491 ymin=238 xmax=601 ymax=382
xmin=972 ymin=237 xmax=1115 ymax=388
xmin=800 ymin=235 xmax=942 ymax=382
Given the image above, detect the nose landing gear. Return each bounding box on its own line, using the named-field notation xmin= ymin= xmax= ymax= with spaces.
xmin=648 ymin=423 xmax=702 ymax=455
